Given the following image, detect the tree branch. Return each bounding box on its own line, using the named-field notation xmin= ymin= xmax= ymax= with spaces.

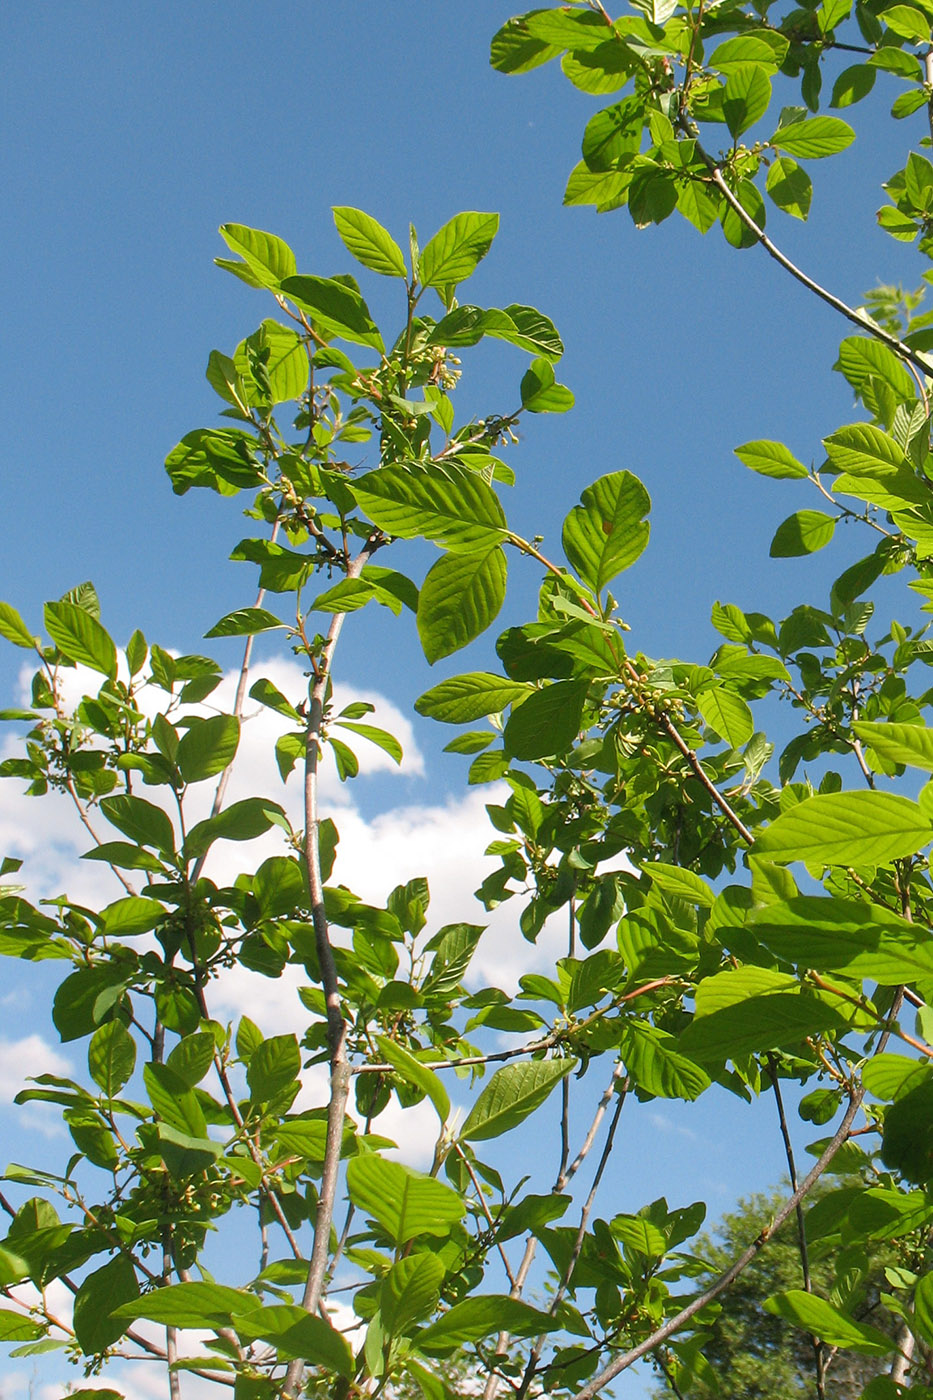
xmin=569 ymin=1087 xmax=864 ymax=1400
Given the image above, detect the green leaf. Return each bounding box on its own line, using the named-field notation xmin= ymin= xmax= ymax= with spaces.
xmin=695 ymin=686 xmax=754 ymax=747
xmin=381 ymin=1254 xmax=445 ymax=1337
xmin=88 ymin=1021 xmax=136 ymax=1096
xmin=99 ymin=896 xmax=165 ymax=937
xmin=280 ymin=274 xmax=383 ymax=351
xmin=0 ymin=602 xmax=36 ymax=649
xmin=581 ymin=97 xmax=645 ymax=172
xmin=176 ymin=714 xmax=239 ymax=784
xmin=643 ymin=863 xmax=714 ymax=908
xmin=183 ymin=798 xmax=284 ymax=861
xmin=764 ymin=1290 xmax=895 ymax=1354
xmin=416 ymin=673 xmax=530 ymax=723
xmin=417 ymin=547 xmax=507 ymax=664
xmin=100 ymin=794 xmax=176 ymax=856
xmin=218 ymin=224 xmax=296 ymax=289
xmin=345 ymin=1156 xmax=464 ymax=1245
xmin=504 ymin=680 xmax=588 ymax=760
xmin=417 ymin=1295 xmax=585 ymax=1353
xmin=750 ymin=896 xmax=933 ymax=982
xmin=853 ymin=720 xmax=933 ymax=770
xmin=490 ymin=15 xmax=562 ymax=74
xmin=835 ymin=338 xmax=915 ymax=402
xmin=882 ymin=2 xmax=931 ymax=40
xmin=460 ymin=1059 xmax=574 ymax=1142
xmin=419 ymin=213 xmax=499 ymax=290
xmin=375 ymin=1036 xmax=450 ymax=1124
xmin=723 ymin=64 xmax=772 ymax=138
xmin=332 ymin=207 xmax=406 ymax=277
xmin=115 ymin=1281 xmax=262 ymax=1329
xmin=680 ymin=991 xmax=847 ymax=1061
xmin=167 ymin=1032 xmax=216 ymax=1087
xmin=74 ymin=1253 xmax=139 ymax=1354
xmin=562 ymin=471 xmax=651 ymax=590
xmin=771 ymin=116 xmax=855 ymax=158
xmin=0 ymin=1309 xmax=43 ymax=1341
xmin=765 ymin=157 xmax=812 ymax=219
xmin=353 ymin=462 xmax=506 ymax=552
xmin=204 ymin=607 xmax=286 ymax=638
xmin=334 ymin=721 xmax=403 ymax=765
xmin=770 ymin=510 xmax=835 ymax=557
xmin=519 ymin=356 xmax=575 ymax=413
xmin=720 ymin=179 xmax=766 ymax=249
xmin=144 ymin=1063 xmax=207 ymax=1137
xmin=44 ymin=601 xmax=117 ymax=679
xmin=621 ymin=1022 xmax=711 ymax=1100
xmin=734 ymin=440 xmax=808 ymax=479
xmin=247 ymin=1035 xmax=300 ymax=1102
xmin=753 ymin=790 xmax=933 ymax=865
xmin=233 ymin=1304 xmax=354 ymax=1374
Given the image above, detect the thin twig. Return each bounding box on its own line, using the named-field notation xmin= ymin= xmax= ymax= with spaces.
xmin=766 ymin=1056 xmax=824 ymax=1400
xmin=517 ymin=1070 xmax=630 ymax=1399
xmin=455 ymin=1143 xmax=518 ymax=1291
xmin=191 ymin=518 xmax=281 ymax=884
xmin=705 ymin=163 xmax=933 ymax=377
xmin=283 ymin=537 xmax=382 ymax=1398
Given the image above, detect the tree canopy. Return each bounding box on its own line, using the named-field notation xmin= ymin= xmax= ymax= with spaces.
xmin=5 ymin=4 xmax=933 ymax=1400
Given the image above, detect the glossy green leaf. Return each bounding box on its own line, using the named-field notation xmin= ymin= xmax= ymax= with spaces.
xmin=581 ymin=97 xmax=644 ymax=172
xmin=247 ymin=1034 xmax=300 ymax=1102
xmin=750 ymin=895 xmax=933 ymax=981
xmin=680 ymin=992 xmax=847 ymax=1061
xmin=204 ymin=607 xmax=286 ymax=638
xmin=87 ymin=1021 xmax=136 ymax=1097
xmin=504 ymin=680 xmax=588 ymax=759
xmin=100 ymin=795 xmax=176 ymax=855
xmin=419 ymin=212 xmax=499 ymax=289
xmin=332 ymin=206 xmax=407 ymax=277
xmin=184 ymin=797 xmax=284 ymax=861
xmin=883 ymin=3 xmax=931 ymax=39
xmin=764 ymin=1290 xmax=895 ymax=1354
xmin=0 ymin=1310 xmax=43 ymax=1342
xmin=723 ymin=64 xmax=772 ymax=138
xmin=695 ymin=686 xmax=754 ymax=747
xmin=771 ymin=116 xmax=855 ymax=158
xmin=353 ymin=462 xmax=506 ymax=552
xmin=345 ymin=1156 xmax=464 ymax=1244
xmin=770 ymin=510 xmax=835 ymax=557
xmin=416 ymin=672 xmax=530 ymax=723
xmin=520 ymin=356 xmax=575 ymax=412
xmin=852 ymin=720 xmax=933 ymax=770
xmin=754 ymin=790 xmax=933 ymax=865
xmin=835 ymin=337 xmax=915 ymax=402
xmin=380 ymin=1254 xmax=446 ymax=1336
xmin=144 ymin=1062 xmax=207 ymax=1137
xmin=825 ymin=421 xmax=908 ymax=477
xmin=643 ymin=862 xmax=715 ymax=907
xmin=176 ymin=714 xmax=239 ymax=784
xmin=562 ymin=471 xmax=651 ymax=590
xmin=734 ymin=440 xmax=808 ymax=479
xmin=44 ymin=601 xmax=117 ymax=679
xmin=489 ymin=14 xmax=562 ymax=74
xmin=280 ymin=274 xmax=384 ymax=351
xmin=74 ymin=1253 xmax=139 ymax=1354
xmin=375 ymin=1035 xmax=450 ymax=1124
xmin=417 ymin=1294 xmax=580 ymax=1352
xmin=218 ymin=224 xmax=296 ymax=288
xmin=765 ymin=157 xmax=812 ymax=219
xmin=417 ymin=546 xmax=507 ymax=664
xmin=232 ymin=1303 xmax=353 ymax=1373
xmin=334 ymin=720 xmax=402 ymax=765
xmin=622 ymin=1022 xmax=711 ymax=1100
xmin=460 ymin=1059 xmax=574 ymax=1142
xmin=0 ymin=602 xmax=35 ymax=650
xmin=115 ymin=1281 xmax=263 ymax=1329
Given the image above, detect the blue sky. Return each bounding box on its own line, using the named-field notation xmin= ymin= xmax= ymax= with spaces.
xmin=0 ymin=4 xmax=928 ymax=1397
